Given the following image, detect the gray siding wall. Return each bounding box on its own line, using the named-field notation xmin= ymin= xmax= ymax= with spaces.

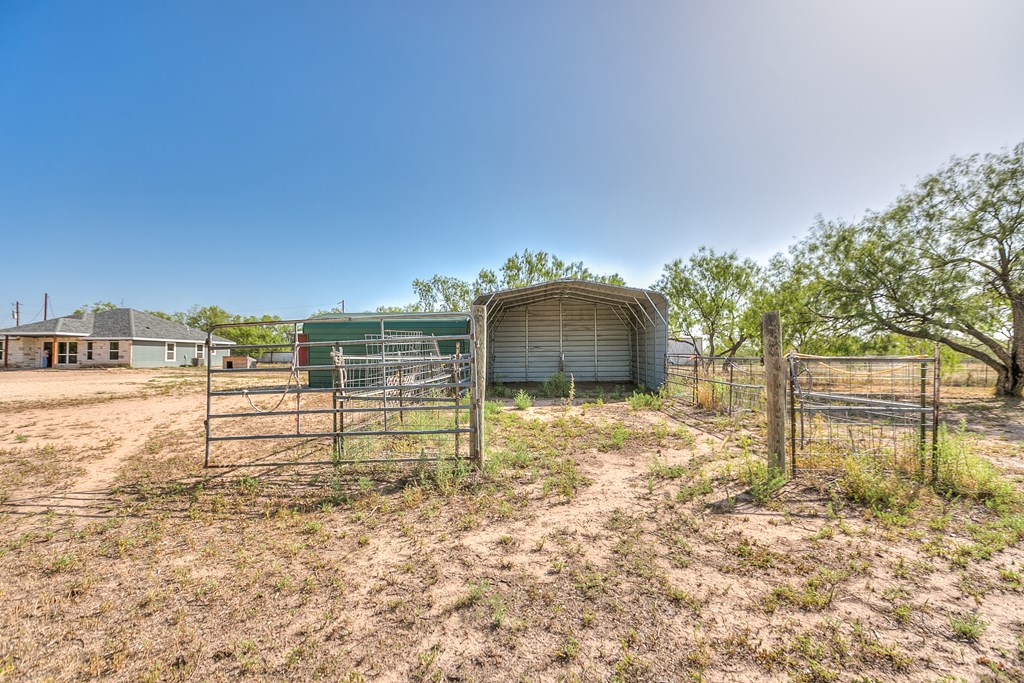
xmin=131 ymin=340 xmax=208 ymax=367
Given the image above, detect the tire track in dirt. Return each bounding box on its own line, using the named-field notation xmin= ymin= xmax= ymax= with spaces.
xmin=1 ymin=393 xmax=205 ymax=519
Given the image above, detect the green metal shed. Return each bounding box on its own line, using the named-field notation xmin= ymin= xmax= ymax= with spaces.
xmin=303 ymin=313 xmax=471 ymax=388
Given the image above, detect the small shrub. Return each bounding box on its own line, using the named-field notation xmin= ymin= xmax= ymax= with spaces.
xmin=609 ymin=423 xmax=629 ymax=450
xmin=627 ymin=391 xmax=663 ymax=411
xmin=542 ymin=372 xmax=571 ymax=398
xmin=743 ymin=458 xmax=786 ymax=504
xmin=949 ymin=612 xmax=987 ymax=642
xmin=513 ymin=390 xmax=533 ymax=410
xmin=648 ymin=456 xmax=687 ymax=480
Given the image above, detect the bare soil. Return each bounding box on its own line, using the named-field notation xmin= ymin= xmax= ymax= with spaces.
xmin=0 ymin=370 xmax=1023 ymax=681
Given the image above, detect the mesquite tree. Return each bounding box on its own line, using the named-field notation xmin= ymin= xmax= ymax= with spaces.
xmin=654 ymin=247 xmax=763 ymax=358
xmin=798 ymin=142 xmax=1024 ymax=395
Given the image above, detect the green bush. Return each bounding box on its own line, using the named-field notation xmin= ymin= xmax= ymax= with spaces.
xmin=513 ymin=390 xmax=534 ymax=410
xmin=542 ymin=372 xmax=571 ymax=398
xmin=627 ymin=391 xmax=663 ymax=411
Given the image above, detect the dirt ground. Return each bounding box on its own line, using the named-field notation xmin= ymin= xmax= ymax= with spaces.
xmin=1 ymin=370 xmax=1024 ymax=681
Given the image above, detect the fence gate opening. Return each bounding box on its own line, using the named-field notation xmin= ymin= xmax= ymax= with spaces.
xmin=788 ymin=353 xmax=940 ymax=476
xmin=204 ymin=313 xmax=480 ymax=469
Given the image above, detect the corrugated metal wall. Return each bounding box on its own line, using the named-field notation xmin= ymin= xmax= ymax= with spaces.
xmin=489 ymin=299 xmax=631 ymax=383
xmin=625 ymin=296 xmax=668 ymax=390
xmin=303 ymin=317 xmax=470 ymax=388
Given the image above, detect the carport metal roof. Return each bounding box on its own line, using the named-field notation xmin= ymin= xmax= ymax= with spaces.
xmin=472 ymin=279 xmax=668 ymax=327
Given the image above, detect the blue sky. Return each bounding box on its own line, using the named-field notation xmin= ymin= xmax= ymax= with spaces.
xmin=2 ymin=1 xmax=1023 ymax=321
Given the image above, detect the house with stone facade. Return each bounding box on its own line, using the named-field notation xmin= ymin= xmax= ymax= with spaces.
xmin=0 ymin=308 xmax=234 ymax=369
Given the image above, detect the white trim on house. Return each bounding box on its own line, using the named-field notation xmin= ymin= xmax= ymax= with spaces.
xmin=165 ymin=342 xmax=176 ymax=362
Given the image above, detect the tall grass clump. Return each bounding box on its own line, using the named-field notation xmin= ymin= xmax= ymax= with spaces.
xmin=837 ymin=456 xmax=917 ymax=515
xmin=933 ymin=421 xmax=1020 ymax=513
xmin=695 ymin=382 xmax=722 ymax=411
xmin=742 ymin=458 xmax=786 ymax=504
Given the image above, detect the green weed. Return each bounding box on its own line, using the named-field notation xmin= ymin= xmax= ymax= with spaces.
xmin=949 ymin=612 xmax=987 ymax=642
xmin=513 ymin=390 xmax=533 ymax=410
xmin=542 ymin=372 xmax=571 ymax=398
xmin=627 ymin=391 xmax=663 ymax=410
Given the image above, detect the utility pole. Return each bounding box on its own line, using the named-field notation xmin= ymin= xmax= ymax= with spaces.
xmin=43 ymin=293 xmax=49 ymax=320
xmin=12 ymin=302 xmax=19 ymax=326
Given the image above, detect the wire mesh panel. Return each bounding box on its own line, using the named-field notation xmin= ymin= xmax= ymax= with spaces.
xmin=788 ymin=354 xmax=939 ymax=475
xmin=204 ymin=313 xmax=477 ymax=469
xmin=663 ymin=355 xmax=766 ymax=415
xmin=943 ymin=359 xmax=996 ymax=388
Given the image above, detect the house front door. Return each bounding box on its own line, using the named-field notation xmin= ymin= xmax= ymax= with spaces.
xmin=42 ymin=341 xmax=53 ymax=368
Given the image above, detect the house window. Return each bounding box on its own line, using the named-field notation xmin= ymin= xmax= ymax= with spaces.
xmin=86 ymin=342 xmax=94 ymax=361
xmin=196 ymin=343 xmax=205 ymax=360
xmin=57 ymin=341 xmax=78 ymax=365
xmin=165 ymin=342 xmax=176 ymax=362
xmin=109 ymin=341 xmax=120 ymax=361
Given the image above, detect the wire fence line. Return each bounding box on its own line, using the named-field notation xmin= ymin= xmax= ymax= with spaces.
xmin=943 ymin=359 xmax=996 ymax=387
xmin=663 ymin=355 xmax=766 ymax=415
xmin=662 ymin=351 xmax=941 ymax=476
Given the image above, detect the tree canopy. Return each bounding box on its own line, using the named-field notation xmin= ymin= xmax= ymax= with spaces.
xmin=145 ymin=305 xmax=289 ymax=358
xmin=785 ymin=142 xmax=1024 ymax=394
xmin=654 ymin=247 xmax=763 ymax=358
xmin=73 ymin=301 xmax=118 ymax=315
xmin=384 ymin=249 xmax=626 ymax=312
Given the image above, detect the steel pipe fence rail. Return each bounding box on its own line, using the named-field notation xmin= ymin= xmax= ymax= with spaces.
xmin=204 ymin=313 xmax=480 ymax=469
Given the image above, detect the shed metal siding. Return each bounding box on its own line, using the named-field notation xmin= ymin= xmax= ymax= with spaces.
xmin=489 ymin=300 xmax=630 ymax=384
xmin=476 ymin=280 xmax=668 ymax=391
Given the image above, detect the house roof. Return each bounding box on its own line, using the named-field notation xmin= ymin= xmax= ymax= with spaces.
xmin=0 ymin=308 xmax=234 ymax=344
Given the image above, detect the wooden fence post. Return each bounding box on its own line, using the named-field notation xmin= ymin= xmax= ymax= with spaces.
xmin=762 ymin=311 xmax=787 ymax=477
xmin=470 ymin=305 xmax=487 ymax=470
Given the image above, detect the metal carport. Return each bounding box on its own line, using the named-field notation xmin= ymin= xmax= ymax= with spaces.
xmin=472 ymin=280 xmax=669 ymax=390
